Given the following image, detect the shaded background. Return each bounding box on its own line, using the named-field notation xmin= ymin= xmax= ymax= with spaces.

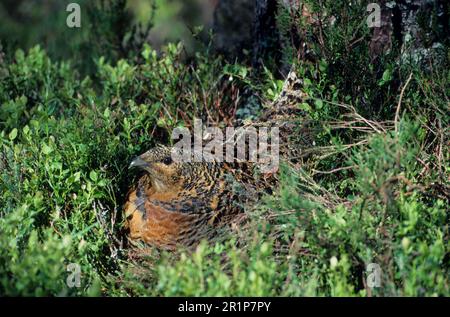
xmin=0 ymin=1 xmax=254 ymax=72
xmin=0 ymin=0 xmax=217 ymax=52
xmin=0 ymin=1 xmax=213 ymax=73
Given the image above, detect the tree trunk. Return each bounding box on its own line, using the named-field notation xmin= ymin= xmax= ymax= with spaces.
xmin=252 ymin=0 xmax=282 ymax=71
xmin=212 ymin=0 xmax=255 ymax=61
xmin=370 ymin=0 xmax=449 ymax=68
xmin=212 ymin=0 xmax=282 ymax=73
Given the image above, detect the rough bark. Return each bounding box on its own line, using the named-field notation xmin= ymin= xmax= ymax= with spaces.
xmin=212 ymin=0 xmax=282 ymax=72
xmin=212 ymin=0 xmax=255 ymax=61
xmin=252 ymin=0 xmax=282 ymax=70
xmin=370 ymin=0 xmax=449 ymax=68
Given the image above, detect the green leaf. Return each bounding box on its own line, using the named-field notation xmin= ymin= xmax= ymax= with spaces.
xmin=239 ymin=67 xmax=248 ymax=79
xmin=378 ymin=68 xmax=393 ymax=86
xmin=303 ymin=78 xmax=312 ymax=87
xmin=42 ymin=143 xmax=53 ymax=155
xmin=89 ymin=171 xmax=98 ymax=182
xmin=9 ymin=128 xmax=18 ymax=141
xmin=319 ymin=60 xmax=328 ymax=72
xmin=382 ymin=68 xmax=392 ymax=82
xmin=315 ymin=99 xmax=324 ymax=110
xmin=157 ymin=118 xmax=166 ymax=127
xmin=299 ymin=102 xmax=312 ymax=112
xmin=103 ymin=108 xmax=111 ymax=118
xmin=23 ymin=125 xmax=30 ymax=135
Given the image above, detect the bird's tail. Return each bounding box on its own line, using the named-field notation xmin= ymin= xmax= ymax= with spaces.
xmin=261 ymin=67 xmax=308 ymax=121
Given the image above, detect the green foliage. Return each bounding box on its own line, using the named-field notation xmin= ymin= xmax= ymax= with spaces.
xmin=0 ymin=42 xmax=235 ymax=296
xmin=155 ymin=239 xmax=280 ymax=296
xmin=263 ymin=122 xmax=448 ymax=296
xmin=0 ymin=0 xmax=448 ymax=297
xmin=277 ymin=0 xmax=403 ymax=117
xmin=111 ymin=119 xmax=448 ymax=297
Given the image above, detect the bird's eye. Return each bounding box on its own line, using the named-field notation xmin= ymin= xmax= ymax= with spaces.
xmin=162 ymin=156 xmax=173 ymax=165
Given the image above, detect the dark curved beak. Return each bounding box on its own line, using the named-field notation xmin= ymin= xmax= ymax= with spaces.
xmin=129 ymin=156 xmax=149 ymax=170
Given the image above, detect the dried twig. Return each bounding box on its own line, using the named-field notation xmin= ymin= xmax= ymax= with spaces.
xmin=311 ymin=165 xmax=356 ymax=175
xmin=395 ymin=73 xmax=413 ymax=133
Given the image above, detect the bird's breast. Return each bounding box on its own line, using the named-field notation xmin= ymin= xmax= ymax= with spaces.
xmin=124 ymin=183 xmax=214 ymax=249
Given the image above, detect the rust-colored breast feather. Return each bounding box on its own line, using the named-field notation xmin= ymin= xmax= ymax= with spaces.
xmin=124 ymin=182 xmax=214 ymax=249
xmin=123 ymin=70 xmax=310 ymax=250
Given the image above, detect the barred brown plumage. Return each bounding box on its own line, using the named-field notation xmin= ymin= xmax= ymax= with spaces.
xmin=124 ymin=70 xmax=312 ymax=249
xmin=124 ymin=145 xmax=259 ymax=249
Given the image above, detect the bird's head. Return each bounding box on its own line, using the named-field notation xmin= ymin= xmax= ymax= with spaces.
xmin=129 ymin=144 xmax=184 ymax=192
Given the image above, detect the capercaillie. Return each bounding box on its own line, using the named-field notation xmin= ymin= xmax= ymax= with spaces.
xmin=124 ymin=70 xmax=312 ymax=249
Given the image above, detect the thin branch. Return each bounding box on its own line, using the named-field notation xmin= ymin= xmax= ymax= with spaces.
xmin=395 ymin=73 xmax=413 ymax=133
xmin=312 ymin=165 xmax=356 ymax=175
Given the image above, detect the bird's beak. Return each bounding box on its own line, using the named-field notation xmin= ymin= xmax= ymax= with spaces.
xmin=129 ymin=156 xmax=150 ymax=170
